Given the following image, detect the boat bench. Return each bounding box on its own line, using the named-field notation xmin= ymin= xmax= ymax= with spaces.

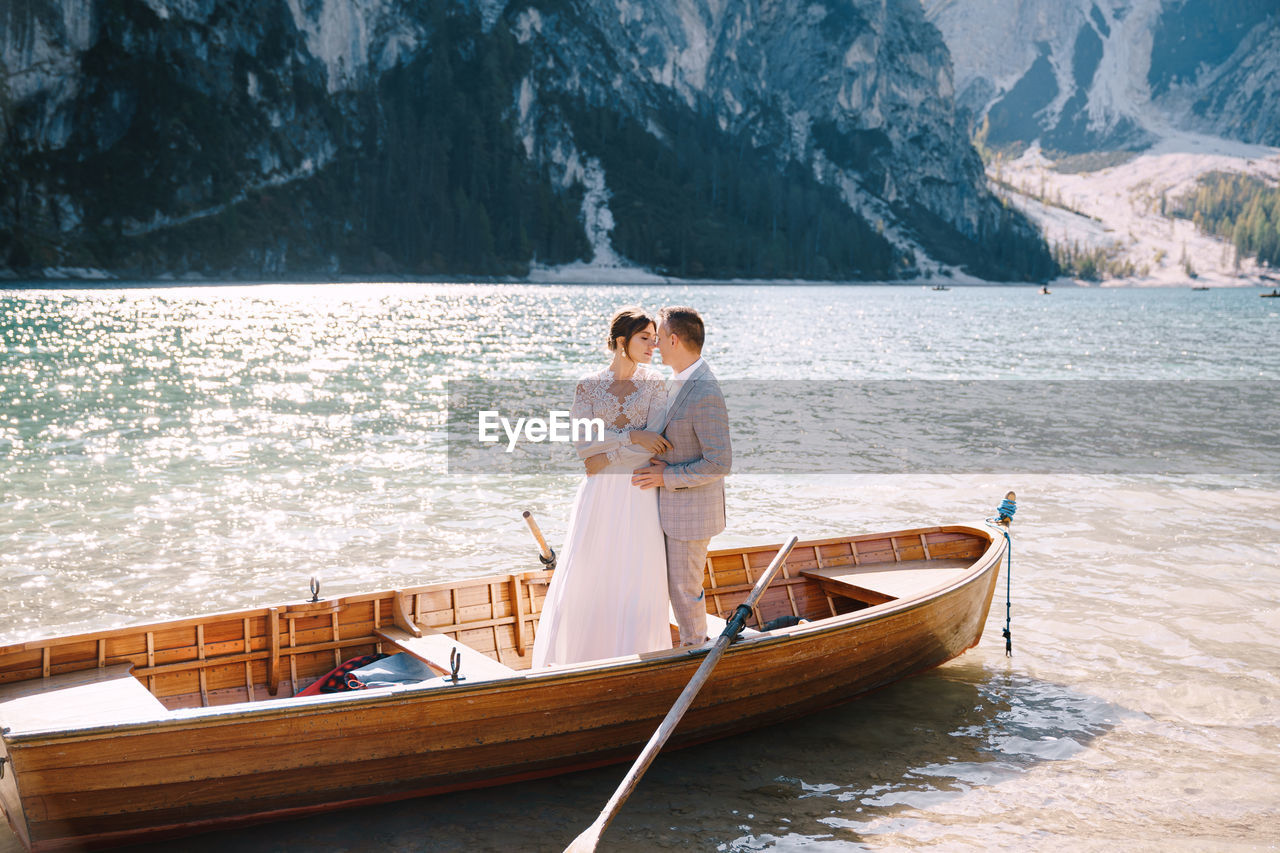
xmin=0 ymin=664 xmax=167 ymax=735
xmin=375 ymin=626 xmax=516 ymax=682
xmin=800 ymin=558 xmax=974 ymax=606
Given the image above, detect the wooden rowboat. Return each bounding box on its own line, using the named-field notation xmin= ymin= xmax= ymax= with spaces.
xmin=0 ymin=522 xmax=1007 ymax=851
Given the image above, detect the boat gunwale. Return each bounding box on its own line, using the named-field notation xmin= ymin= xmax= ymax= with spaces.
xmin=0 ymin=525 xmax=979 ymax=655
xmin=1 ymin=523 xmax=1004 ymax=744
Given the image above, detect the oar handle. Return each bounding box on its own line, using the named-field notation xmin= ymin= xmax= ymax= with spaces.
xmin=523 ymin=510 xmax=556 ymax=568
xmin=565 ymin=534 xmax=800 ymax=853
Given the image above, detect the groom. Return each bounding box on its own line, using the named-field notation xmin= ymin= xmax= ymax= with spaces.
xmin=631 ymin=306 xmax=731 ymax=647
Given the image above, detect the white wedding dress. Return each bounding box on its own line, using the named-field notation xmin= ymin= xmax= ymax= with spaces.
xmin=531 ymin=364 xmax=673 ymax=667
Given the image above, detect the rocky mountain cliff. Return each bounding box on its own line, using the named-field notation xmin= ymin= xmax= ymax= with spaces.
xmin=1151 ymin=0 xmax=1280 ymax=147
xmin=926 ymin=0 xmax=1280 ymax=153
xmin=924 ymin=0 xmax=1280 ymax=285
xmin=0 ymin=0 xmax=1053 ymax=281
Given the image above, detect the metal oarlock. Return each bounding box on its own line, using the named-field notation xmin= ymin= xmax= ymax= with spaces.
xmin=442 ymin=647 xmax=466 ymax=684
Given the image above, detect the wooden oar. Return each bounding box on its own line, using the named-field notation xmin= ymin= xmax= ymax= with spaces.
xmin=522 ymin=510 xmax=557 ymax=569
xmin=564 ymin=534 xmax=800 ymax=853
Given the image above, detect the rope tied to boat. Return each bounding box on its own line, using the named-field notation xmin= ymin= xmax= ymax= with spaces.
xmin=996 ymin=497 xmax=1016 ymax=525
xmin=986 ymin=492 xmax=1017 ymax=657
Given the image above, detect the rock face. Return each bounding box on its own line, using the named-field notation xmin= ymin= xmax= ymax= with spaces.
xmin=926 ymin=0 xmax=1280 ymax=153
xmin=926 ymin=0 xmax=1280 ymax=286
xmin=1149 ymin=0 xmax=1280 ymax=147
xmin=0 ymin=0 xmax=1054 ymax=280
xmin=928 ymin=0 xmax=1159 ymax=153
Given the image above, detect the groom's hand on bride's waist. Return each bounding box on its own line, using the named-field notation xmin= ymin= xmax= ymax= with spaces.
xmin=631 ymin=458 xmax=667 ymax=490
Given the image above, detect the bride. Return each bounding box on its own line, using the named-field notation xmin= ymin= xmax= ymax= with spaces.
xmin=531 ymin=308 xmax=674 ymax=667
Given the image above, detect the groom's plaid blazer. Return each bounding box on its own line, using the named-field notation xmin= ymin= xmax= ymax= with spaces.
xmin=657 ymin=361 xmax=730 ymax=541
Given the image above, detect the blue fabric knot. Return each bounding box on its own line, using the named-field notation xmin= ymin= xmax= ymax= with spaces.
xmin=997 ymin=498 xmax=1017 ymax=524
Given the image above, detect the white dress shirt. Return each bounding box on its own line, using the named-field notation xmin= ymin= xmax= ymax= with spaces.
xmin=670 ymin=356 xmax=704 ymax=385
xmin=661 ymin=356 xmax=704 ymax=425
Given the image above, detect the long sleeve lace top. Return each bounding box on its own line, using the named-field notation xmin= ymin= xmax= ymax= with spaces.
xmin=570 ymin=364 xmax=667 ymax=463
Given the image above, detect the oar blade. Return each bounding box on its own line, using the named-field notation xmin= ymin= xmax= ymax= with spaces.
xmin=564 ymin=822 xmax=604 ymax=853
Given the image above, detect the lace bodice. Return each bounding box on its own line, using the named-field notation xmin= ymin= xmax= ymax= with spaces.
xmin=571 ymin=363 xmax=666 ymax=459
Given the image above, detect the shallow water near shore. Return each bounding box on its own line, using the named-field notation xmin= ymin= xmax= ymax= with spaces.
xmin=1 ymin=283 xmax=1278 ymax=851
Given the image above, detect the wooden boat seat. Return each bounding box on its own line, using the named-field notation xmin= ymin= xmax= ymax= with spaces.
xmin=0 ymin=664 xmax=167 ymax=735
xmin=801 ymin=558 xmax=974 ymax=605
xmin=375 ymin=625 xmax=515 ymax=682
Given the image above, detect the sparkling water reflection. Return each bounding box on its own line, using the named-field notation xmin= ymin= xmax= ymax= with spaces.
xmin=1 ymin=283 xmax=1278 ymax=852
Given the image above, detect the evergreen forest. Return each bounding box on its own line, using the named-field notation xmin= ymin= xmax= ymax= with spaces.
xmin=559 ymin=101 xmax=901 ymax=280
xmin=1172 ymin=171 xmax=1280 ymax=268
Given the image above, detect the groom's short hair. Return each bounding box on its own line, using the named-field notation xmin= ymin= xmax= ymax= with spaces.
xmin=660 ymin=306 xmax=705 ymax=351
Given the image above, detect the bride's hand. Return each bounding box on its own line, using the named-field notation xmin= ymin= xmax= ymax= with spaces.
xmin=628 ymin=430 xmax=671 ymax=454
xmin=584 ymin=453 xmax=610 ymax=476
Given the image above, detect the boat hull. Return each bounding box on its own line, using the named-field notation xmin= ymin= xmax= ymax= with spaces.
xmin=1 ymin=525 xmax=1004 ymax=850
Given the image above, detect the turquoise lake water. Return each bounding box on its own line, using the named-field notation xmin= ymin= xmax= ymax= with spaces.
xmin=1 ymin=282 xmax=1277 ymax=851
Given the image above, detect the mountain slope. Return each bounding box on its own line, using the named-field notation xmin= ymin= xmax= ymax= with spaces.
xmin=928 ymin=0 xmax=1280 ymax=152
xmin=926 ymin=0 xmax=1280 ymax=284
xmin=0 ymin=1 xmax=590 ymax=277
xmin=0 ymin=0 xmax=1053 ymax=281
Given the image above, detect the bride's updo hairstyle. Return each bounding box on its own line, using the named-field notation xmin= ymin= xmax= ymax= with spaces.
xmin=607 ymin=307 xmax=655 ymax=359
